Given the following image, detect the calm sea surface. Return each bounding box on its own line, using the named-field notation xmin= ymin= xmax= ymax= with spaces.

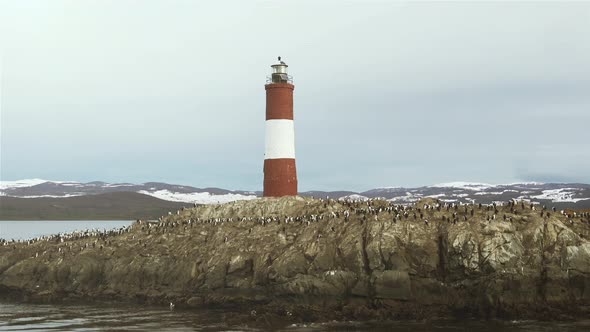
xmin=0 ymin=302 xmax=588 ymax=331
xmin=1 ymin=221 xmax=589 ymax=331
xmin=0 ymin=220 xmax=133 ymax=241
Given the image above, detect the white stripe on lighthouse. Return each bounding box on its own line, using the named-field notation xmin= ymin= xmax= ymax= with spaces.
xmin=265 ymin=119 xmax=295 ymax=159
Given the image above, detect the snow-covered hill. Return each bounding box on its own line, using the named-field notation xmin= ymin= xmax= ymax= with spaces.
xmin=1 ymin=179 xmax=589 ymax=209
xmin=0 ymin=180 xmax=258 ymax=205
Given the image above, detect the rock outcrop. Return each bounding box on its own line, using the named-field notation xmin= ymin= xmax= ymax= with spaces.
xmin=1 ymin=197 xmax=589 ymax=322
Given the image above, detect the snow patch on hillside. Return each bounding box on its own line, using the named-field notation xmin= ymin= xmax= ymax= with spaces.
xmin=507 ymin=182 xmax=545 ymax=186
xmin=339 ymin=194 xmax=369 ymax=201
xmin=0 ymin=179 xmax=81 ymax=190
xmin=388 ymin=192 xmax=423 ymax=202
xmin=138 ymin=190 xmax=257 ymax=204
xmin=531 ymin=189 xmax=589 ymax=203
xmin=371 ymin=187 xmax=403 ymax=191
xmin=105 ymin=183 xmax=135 ymax=188
xmin=432 ymin=182 xmax=495 ymax=191
xmin=0 ymin=179 xmax=50 ymax=190
xmin=18 ymin=194 xmax=86 ymax=198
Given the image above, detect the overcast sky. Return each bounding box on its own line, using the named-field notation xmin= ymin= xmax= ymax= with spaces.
xmin=1 ymin=1 xmax=589 ymax=191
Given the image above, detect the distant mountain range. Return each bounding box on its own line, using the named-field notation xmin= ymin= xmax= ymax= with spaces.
xmin=0 ymin=179 xmax=258 ymax=204
xmin=2 ymin=179 xmax=590 ymax=210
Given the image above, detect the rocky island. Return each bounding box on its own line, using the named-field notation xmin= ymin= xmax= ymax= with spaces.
xmin=1 ymin=197 xmax=589 ymax=324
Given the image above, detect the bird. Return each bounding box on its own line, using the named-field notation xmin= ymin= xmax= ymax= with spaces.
xmin=169 ymin=302 xmax=175 ymax=310
xmin=278 ymin=56 xmax=281 ymax=61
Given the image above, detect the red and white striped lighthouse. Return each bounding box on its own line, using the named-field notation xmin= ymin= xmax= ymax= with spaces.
xmin=263 ymin=57 xmax=297 ymax=197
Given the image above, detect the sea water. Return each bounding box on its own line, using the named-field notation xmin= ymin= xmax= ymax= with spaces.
xmin=0 ymin=220 xmax=133 ymax=241
xmin=0 ymin=302 xmax=589 ymax=331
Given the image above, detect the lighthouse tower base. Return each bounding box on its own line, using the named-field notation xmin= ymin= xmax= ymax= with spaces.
xmin=263 ymin=159 xmax=297 ymax=197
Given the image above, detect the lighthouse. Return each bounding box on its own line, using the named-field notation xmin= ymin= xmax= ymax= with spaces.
xmin=263 ymin=57 xmax=298 ymax=197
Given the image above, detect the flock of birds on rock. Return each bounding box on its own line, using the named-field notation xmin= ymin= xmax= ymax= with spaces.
xmin=164 ymin=198 xmax=590 ymax=228
xmin=0 ymin=226 xmax=133 ymax=256
xmin=1 ymin=198 xmax=589 ymax=258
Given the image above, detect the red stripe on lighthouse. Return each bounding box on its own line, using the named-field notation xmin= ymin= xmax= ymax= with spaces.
xmin=265 ymin=83 xmax=294 ymax=120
